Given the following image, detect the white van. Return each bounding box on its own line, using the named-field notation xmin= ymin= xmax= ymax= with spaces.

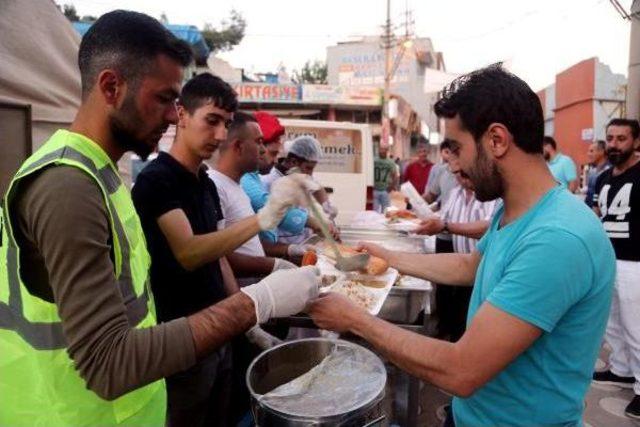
xmin=280 ymin=119 xmax=374 ymax=226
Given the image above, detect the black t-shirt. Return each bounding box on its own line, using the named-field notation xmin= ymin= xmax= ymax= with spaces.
xmin=594 ymin=160 xmax=640 ymax=261
xmin=132 ymin=152 xmax=227 ymax=322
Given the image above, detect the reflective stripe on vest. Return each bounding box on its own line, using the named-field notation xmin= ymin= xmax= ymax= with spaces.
xmin=0 ymin=146 xmax=150 ymax=350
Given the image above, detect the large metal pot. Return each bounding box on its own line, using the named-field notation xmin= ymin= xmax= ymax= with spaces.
xmin=247 ymin=338 xmax=386 ymax=426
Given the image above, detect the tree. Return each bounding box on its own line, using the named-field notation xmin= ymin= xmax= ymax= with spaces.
xmin=62 ymin=4 xmax=79 ymax=21
xmin=160 ymin=12 xmax=169 ymax=24
xmin=201 ymin=9 xmax=246 ymax=53
xmin=293 ymin=60 xmax=328 ymax=84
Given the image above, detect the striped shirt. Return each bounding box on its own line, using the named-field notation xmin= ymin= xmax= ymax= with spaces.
xmin=442 ymin=185 xmax=497 ymax=254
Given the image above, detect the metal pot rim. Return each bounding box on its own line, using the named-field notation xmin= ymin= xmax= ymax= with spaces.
xmin=246 ymin=338 xmax=387 ymax=420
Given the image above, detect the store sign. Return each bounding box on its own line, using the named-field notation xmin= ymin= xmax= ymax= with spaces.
xmin=284 ymin=126 xmax=362 ymax=173
xmin=336 ymin=50 xmax=411 ymax=86
xmin=302 ymin=85 xmax=381 ymax=106
xmin=301 ymin=85 xmax=343 ymax=104
xmin=233 ymin=83 xmax=301 ymax=103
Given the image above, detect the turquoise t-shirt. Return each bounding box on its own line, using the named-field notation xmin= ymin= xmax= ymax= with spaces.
xmin=548 ymin=153 xmax=577 ymax=187
xmin=452 ymin=186 xmax=615 ymax=427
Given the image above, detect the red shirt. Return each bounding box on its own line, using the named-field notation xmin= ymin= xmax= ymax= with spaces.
xmin=403 ymin=160 xmax=433 ymax=195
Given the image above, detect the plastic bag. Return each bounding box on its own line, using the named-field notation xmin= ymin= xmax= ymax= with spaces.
xmin=258 ymin=343 xmax=386 ymax=418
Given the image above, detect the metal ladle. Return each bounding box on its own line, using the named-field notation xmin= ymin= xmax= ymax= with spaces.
xmin=301 ymin=186 xmax=370 ymax=272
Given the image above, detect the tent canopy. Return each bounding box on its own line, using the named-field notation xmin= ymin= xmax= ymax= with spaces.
xmin=0 ymin=0 xmax=82 ymax=148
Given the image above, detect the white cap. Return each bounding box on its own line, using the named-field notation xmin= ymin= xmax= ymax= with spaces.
xmin=282 ymin=139 xmax=295 ymax=156
xmin=288 ymin=136 xmax=322 ymax=162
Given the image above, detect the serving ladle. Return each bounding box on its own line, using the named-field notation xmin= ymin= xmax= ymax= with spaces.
xmin=301 ymin=185 xmax=369 ymax=272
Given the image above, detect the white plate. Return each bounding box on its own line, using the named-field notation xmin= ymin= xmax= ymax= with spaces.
xmin=316 ymin=256 xmax=398 ymax=316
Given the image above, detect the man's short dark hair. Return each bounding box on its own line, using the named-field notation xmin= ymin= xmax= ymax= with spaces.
xmin=78 ymin=10 xmax=193 ymax=98
xmin=227 ymin=111 xmax=257 ymax=139
xmin=594 ymin=140 xmax=606 ymax=151
xmin=434 ymin=64 xmax=544 ymax=154
xmin=440 ymin=139 xmax=453 ymax=152
xmin=221 ymin=111 xmax=257 ymax=152
xmin=178 ymin=73 xmax=238 ymax=114
xmin=607 ymin=118 xmax=640 ymax=139
xmin=542 ymin=136 xmax=557 ymax=150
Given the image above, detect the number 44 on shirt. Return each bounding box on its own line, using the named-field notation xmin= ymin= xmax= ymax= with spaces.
xmin=598 ymin=183 xmax=632 ymax=237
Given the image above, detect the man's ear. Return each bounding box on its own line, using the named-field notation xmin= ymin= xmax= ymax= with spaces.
xmin=176 ymin=105 xmax=188 ymax=129
xmin=96 ymin=69 xmax=126 ymax=107
xmin=485 ymin=123 xmax=511 ymax=159
xmin=232 ymin=138 xmax=244 ymax=154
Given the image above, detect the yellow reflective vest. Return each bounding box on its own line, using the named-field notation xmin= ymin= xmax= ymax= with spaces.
xmin=0 ymin=130 xmax=165 ymax=426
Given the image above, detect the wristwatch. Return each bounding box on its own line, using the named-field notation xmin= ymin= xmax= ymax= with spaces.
xmin=443 ymin=220 xmax=450 ymax=233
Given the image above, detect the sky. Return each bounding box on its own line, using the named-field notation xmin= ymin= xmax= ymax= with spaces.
xmin=68 ymin=0 xmax=632 ymax=91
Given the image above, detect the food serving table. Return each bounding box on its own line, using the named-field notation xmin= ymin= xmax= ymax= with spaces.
xmin=269 ymin=226 xmax=435 ymax=426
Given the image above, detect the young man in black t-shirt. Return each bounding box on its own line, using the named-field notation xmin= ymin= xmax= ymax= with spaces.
xmin=592 ymin=118 xmax=640 ymax=419
xmin=133 ymin=74 xmax=320 ymax=427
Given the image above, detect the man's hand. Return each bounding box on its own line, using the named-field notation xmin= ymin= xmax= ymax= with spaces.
xmin=356 ymin=242 xmax=391 ymax=262
xmin=257 ymin=174 xmax=321 ymax=230
xmin=287 ymin=243 xmax=316 ymax=257
xmin=416 ymin=217 xmax=445 ymax=235
xmin=241 ymin=266 xmax=320 ymax=324
xmin=321 ymin=200 xmax=339 ymax=220
xmin=328 ymin=223 xmax=341 ymax=241
xmin=308 ymin=292 xmax=368 ymax=333
xmin=307 ymin=215 xmax=341 ymax=242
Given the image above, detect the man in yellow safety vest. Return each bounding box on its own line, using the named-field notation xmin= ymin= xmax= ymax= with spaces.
xmin=0 ymin=10 xmax=319 ymax=426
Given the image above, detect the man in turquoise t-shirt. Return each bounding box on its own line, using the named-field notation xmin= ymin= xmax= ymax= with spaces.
xmin=543 ymin=136 xmax=578 ymax=192
xmin=308 ymin=65 xmax=616 ymax=426
xmin=449 ymin=186 xmax=614 ymax=425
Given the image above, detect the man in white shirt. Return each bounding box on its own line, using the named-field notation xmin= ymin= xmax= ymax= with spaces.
xmin=208 ymin=111 xmax=305 ymax=421
xmin=208 ymin=112 xmax=298 ymax=278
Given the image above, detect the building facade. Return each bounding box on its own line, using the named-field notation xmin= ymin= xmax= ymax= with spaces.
xmin=537 ymin=57 xmax=626 ymax=169
xmin=326 ymin=36 xmax=445 ymax=159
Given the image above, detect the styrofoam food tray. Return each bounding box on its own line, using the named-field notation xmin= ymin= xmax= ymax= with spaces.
xmin=394 ymin=274 xmax=432 ymax=291
xmin=316 ymin=255 xmax=398 ymax=316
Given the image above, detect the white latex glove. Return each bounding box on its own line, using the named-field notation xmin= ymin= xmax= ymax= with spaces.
xmin=241 ymin=265 xmax=320 ymax=325
xmin=287 ymin=243 xmax=316 ymax=257
xmin=256 ymin=174 xmax=322 ymax=230
xmin=321 ymin=200 xmax=339 ymax=220
xmin=245 ymin=325 xmax=283 ymax=350
xmin=272 ymin=257 xmax=297 ymax=272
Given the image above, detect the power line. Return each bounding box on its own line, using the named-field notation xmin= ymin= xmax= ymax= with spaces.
xmin=609 ymin=0 xmax=631 ymax=19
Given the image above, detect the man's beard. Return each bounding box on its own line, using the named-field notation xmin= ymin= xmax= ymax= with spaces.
xmin=543 ymin=152 xmax=551 ymax=161
xmin=606 ymin=147 xmax=633 ymax=166
xmin=466 ymin=143 xmax=504 ymax=202
xmin=109 ymin=94 xmax=165 ymax=160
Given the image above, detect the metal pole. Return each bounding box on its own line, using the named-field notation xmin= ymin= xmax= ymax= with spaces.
xmin=626 ymin=0 xmax=640 ymax=119
xmin=382 ymin=0 xmax=392 ymax=151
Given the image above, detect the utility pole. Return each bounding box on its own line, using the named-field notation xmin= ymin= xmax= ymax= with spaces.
xmin=382 ymin=0 xmax=393 ymax=149
xmin=627 ymin=0 xmax=640 ymax=120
